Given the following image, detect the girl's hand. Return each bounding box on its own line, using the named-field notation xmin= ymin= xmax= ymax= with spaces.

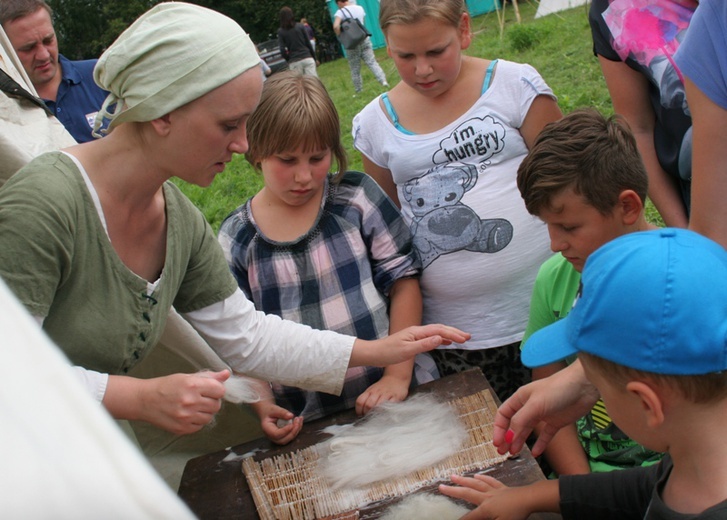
xmin=355 ymin=374 xmax=409 ymax=415
xmin=253 ymin=400 xmax=304 ymax=445
xmin=439 ymin=474 xmax=530 ymax=520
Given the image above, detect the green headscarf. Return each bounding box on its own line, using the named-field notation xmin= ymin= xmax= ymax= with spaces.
xmin=93 ymin=2 xmax=260 ymax=136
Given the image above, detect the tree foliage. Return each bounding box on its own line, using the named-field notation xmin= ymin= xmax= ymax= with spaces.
xmin=48 ymin=0 xmax=340 ymax=60
xmin=48 ymin=0 xmax=154 ymax=59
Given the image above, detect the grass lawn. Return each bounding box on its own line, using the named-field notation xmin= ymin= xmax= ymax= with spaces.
xmin=174 ymin=2 xmax=665 ymax=230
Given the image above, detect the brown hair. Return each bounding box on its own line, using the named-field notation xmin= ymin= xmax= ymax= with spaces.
xmin=580 ymin=352 xmax=727 ymax=405
xmin=379 ymin=0 xmax=467 ymax=33
xmin=517 ymin=108 xmax=648 ymax=216
xmin=0 ymin=0 xmax=52 ymax=26
xmin=245 ymin=71 xmax=347 ymax=180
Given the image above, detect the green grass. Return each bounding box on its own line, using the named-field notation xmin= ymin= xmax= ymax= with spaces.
xmin=174 ymin=2 xmax=664 ymax=230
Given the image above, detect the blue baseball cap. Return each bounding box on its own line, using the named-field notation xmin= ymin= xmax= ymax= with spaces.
xmin=522 ymin=228 xmax=727 ymax=375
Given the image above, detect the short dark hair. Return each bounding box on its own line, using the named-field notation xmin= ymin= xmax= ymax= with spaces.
xmin=517 ymin=108 xmax=648 ymax=216
xmin=0 ymin=0 xmax=52 ymax=27
xmin=580 ymin=352 xmax=727 ymax=405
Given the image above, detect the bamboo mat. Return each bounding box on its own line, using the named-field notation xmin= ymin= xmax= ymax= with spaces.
xmin=242 ymin=389 xmax=508 ymax=520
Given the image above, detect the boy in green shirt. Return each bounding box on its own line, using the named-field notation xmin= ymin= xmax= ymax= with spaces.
xmin=517 ymin=109 xmax=659 ymax=475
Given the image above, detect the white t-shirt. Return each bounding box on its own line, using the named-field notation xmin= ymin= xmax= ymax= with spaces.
xmin=353 ymin=60 xmax=555 ymax=350
xmin=335 ymin=3 xmax=366 ymax=24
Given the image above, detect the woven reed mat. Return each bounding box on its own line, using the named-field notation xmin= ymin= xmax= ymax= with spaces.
xmin=242 ymin=389 xmax=508 ymax=520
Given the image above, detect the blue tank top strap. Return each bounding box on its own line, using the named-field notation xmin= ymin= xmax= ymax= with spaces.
xmin=382 ymin=60 xmax=498 ymax=135
xmin=381 ymin=92 xmax=415 ymax=135
xmin=481 ymin=59 xmax=498 ymax=95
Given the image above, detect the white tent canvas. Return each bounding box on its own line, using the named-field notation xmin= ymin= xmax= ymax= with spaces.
xmin=535 ymin=0 xmax=589 ymax=18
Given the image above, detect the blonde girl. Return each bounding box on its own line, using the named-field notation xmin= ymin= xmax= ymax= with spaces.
xmin=353 ymin=0 xmax=562 ymax=399
xmin=219 ymin=71 xmax=437 ymax=444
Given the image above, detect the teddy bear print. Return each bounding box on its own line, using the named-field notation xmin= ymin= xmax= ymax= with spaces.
xmin=403 ymin=163 xmax=513 ymax=268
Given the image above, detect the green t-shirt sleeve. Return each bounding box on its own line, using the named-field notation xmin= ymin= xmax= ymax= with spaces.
xmin=521 ymin=254 xmax=581 ymax=348
xmin=521 ymin=263 xmax=557 ymax=347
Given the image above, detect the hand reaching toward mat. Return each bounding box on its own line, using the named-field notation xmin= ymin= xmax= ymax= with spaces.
xmin=350 ymin=324 xmax=470 ymax=367
xmin=439 ymin=474 xmax=560 ymax=519
xmin=355 ymin=371 xmax=410 ymax=416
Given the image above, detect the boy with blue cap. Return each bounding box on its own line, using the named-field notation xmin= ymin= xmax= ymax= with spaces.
xmin=440 ymin=228 xmax=727 ymax=519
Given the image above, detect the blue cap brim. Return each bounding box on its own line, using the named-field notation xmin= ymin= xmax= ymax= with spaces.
xmin=521 ymin=318 xmax=578 ymax=368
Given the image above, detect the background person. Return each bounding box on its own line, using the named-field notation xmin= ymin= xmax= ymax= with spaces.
xmin=333 ymin=0 xmax=389 ymax=94
xmin=675 ymin=0 xmax=727 ymax=249
xmin=589 ymin=0 xmax=696 ymax=228
xmin=300 ymin=17 xmax=317 ymax=54
xmin=0 ymin=0 xmax=108 ymax=142
xmin=277 ymin=6 xmax=317 ymax=77
xmin=0 ymin=24 xmax=74 ymax=185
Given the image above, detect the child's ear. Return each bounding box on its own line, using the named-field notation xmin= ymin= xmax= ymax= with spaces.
xmin=617 ymin=190 xmax=644 ymax=226
xmin=459 ymin=13 xmax=473 ymax=49
xmin=626 ymin=380 xmax=665 ymax=429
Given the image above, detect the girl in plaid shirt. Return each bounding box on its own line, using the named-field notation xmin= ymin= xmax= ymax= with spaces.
xmin=218 ymin=71 xmax=437 ymax=444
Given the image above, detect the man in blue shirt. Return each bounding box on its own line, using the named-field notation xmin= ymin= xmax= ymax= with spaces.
xmin=1 ymin=0 xmax=108 ymax=143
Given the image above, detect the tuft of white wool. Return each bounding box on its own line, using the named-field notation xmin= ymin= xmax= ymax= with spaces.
xmin=316 ymin=393 xmax=468 ymax=489
xmin=197 ymin=370 xmax=260 ymax=404
xmin=378 ymin=493 xmax=471 ymax=520
xmin=222 ymin=375 xmax=261 ymax=403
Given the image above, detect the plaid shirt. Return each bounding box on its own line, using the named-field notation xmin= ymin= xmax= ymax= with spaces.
xmin=218 ymin=171 xmax=421 ymax=420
